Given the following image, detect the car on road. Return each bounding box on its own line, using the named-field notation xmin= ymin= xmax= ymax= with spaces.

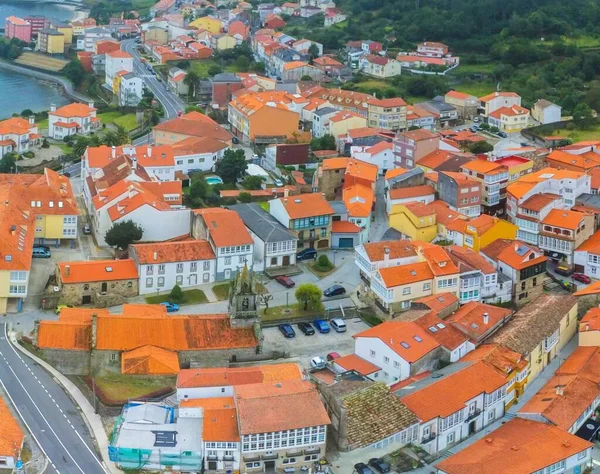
xmin=327 ymin=352 xmax=340 ymax=361
xmin=354 ymin=463 xmax=375 ymax=474
xmin=497 ymin=131 xmax=508 ymax=138
xmin=83 ymin=224 xmax=92 ymax=235
xmin=232 ymin=137 xmax=240 ymax=144
xmin=310 ymin=356 xmax=326 ymax=369
xmin=33 ymin=244 xmax=51 ymax=252
xmin=297 ymin=322 xmax=315 ymax=335
xmin=278 ymin=324 xmax=296 ymax=338
xmin=296 ymin=248 xmax=317 ymax=261
xmin=55 ymin=304 xmax=73 ymax=314
xmin=369 ymin=458 xmax=391 ymax=473
xmin=330 ymin=318 xmax=347 ymax=332
xmin=469 ymin=126 xmax=480 ymax=133
xmin=160 ymin=302 xmax=179 ymax=312
xmin=313 ymin=319 xmax=330 ymax=334
xmin=472 ymin=116 xmax=480 ymax=123
xmin=32 ymin=248 xmax=51 ymax=258
xmin=520 ymin=142 xmax=529 ymax=147
xmin=275 ymin=275 xmax=295 ymax=288
xmin=274 ymin=179 xmax=283 ymax=187
xmin=324 ymin=284 xmax=346 ymax=297
xmin=573 ymin=273 xmax=592 ymax=284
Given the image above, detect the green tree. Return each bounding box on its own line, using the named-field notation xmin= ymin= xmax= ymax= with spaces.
xmin=208 ymin=64 xmax=222 ymax=76
xmin=242 ymin=175 xmax=264 ymax=190
xmin=308 ymin=43 xmax=320 ymax=60
xmin=104 ymin=220 xmax=143 ymax=250
xmin=170 ymin=284 xmax=184 ymax=302
xmin=20 ymin=109 xmax=34 ymax=117
xmin=113 ymin=124 xmax=129 ymax=145
xmin=300 ymin=75 xmax=313 ymax=81
xmin=72 ymin=136 xmax=90 ymax=157
xmin=62 ymin=60 xmax=86 ymax=87
xmin=295 ymin=283 xmax=322 ymax=311
xmin=0 ymin=153 xmax=16 ymax=173
xmin=573 ymin=103 xmax=595 ymax=130
xmin=470 ymin=141 xmax=494 ymax=153
xmin=215 ymin=149 xmax=247 ymax=183
xmin=190 ymin=178 xmax=209 ymax=200
xmin=101 ymin=130 xmax=121 ymax=147
xmin=185 ymin=105 xmax=204 ymax=114
xmin=311 ymin=134 xmax=336 ymax=151
xmin=235 ymin=55 xmax=251 ymax=72
xmin=184 ymin=70 xmax=200 ymax=99
xmin=317 ymin=254 xmax=332 ymax=269
xmin=238 ymin=192 xmax=252 ymax=203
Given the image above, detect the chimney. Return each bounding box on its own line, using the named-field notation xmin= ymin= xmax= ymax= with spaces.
xmin=483 ymin=312 xmax=489 ymax=325
xmin=284 ymin=187 xmax=289 ymax=198
xmin=128 ymin=185 xmax=135 ymax=198
xmin=64 ymin=265 xmax=71 ymax=277
xmin=153 ymin=251 xmax=158 ymax=261
xmin=284 ymin=198 xmax=288 ymax=205
xmin=556 ymin=386 xmax=564 ymax=396
xmin=111 ymin=146 xmax=116 ymax=159
xmin=383 ymin=246 xmax=390 ymax=266
xmin=148 ymin=145 xmax=152 ymax=157
xmin=88 ymin=101 xmax=94 ymax=110
xmin=50 ymin=104 xmax=56 ymax=113
xmin=29 ymin=115 xmax=35 ymax=126
xmin=132 ymin=157 xmax=137 ymax=170
xmin=514 ymin=243 xmax=519 ymax=252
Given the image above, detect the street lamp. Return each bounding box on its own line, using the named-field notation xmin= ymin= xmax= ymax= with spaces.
xmin=333 ymin=250 xmax=338 ymax=266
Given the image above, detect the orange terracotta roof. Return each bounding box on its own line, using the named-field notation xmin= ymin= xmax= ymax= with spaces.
xmin=331 ymin=220 xmax=360 ymax=233
xmin=446 ymin=245 xmax=496 ymax=274
xmin=355 ymin=321 xmax=440 ymax=363
xmin=121 ymin=345 xmax=179 ymax=375
xmin=399 ymin=128 xmax=438 ymax=141
xmin=85 ymin=145 xmax=175 ymax=169
xmin=489 ymin=104 xmax=529 ymax=119
xmin=0 ymin=116 xmax=35 ymax=135
xmin=416 ymin=242 xmax=460 ymax=276
xmin=58 ymin=307 xmax=110 ymax=323
xmin=461 ymin=159 xmax=505 ymax=174
xmin=402 ymin=201 xmax=435 ymax=218
xmin=366 ymin=140 xmax=393 ymax=155
xmin=478 ymin=91 xmax=520 ymax=102
xmin=378 ymin=261 xmax=434 ymax=287
xmin=542 ymin=208 xmax=589 ymax=230
xmin=519 ymin=193 xmax=560 ymax=212
xmin=50 ymin=102 xmax=96 ymax=118
xmin=179 ymin=396 xmax=235 ymax=409
xmin=547 ymin=149 xmax=600 ymax=170
xmin=574 ymin=279 xmax=600 ymax=296
xmin=389 ymin=185 xmax=435 ymax=200
xmin=274 ymin=192 xmax=333 ymax=219
xmin=507 ymin=167 xmax=585 ymax=200
xmin=417 ymin=150 xmax=456 ymax=170
xmin=580 ymin=308 xmax=600 ymax=332
xmin=58 ymin=259 xmax=138 ymax=284
xmin=367 ymin=97 xmax=407 ymax=107
xmin=194 ymin=207 xmax=253 ymax=247
xmin=171 ymin=136 xmax=227 ymax=155
xmin=343 ymin=183 xmax=374 ymax=218
xmin=329 ymin=111 xmax=365 ymax=123
xmin=153 ymin=111 xmax=232 ymax=142
xmin=576 ymin=228 xmax=600 ymax=254
xmin=445 ymin=90 xmax=474 ymax=100
xmin=106 ymin=50 xmax=132 ymax=58
xmin=413 ymin=292 xmax=458 ymax=312
xmin=399 ymin=362 xmax=506 ymax=421
xmin=334 ymin=354 xmax=380 ymax=375
xmin=481 ymin=239 xmax=547 ymax=270
xmin=435 ymin=418 xmax=592 ymax=474
xmin=283 ymin=60 xmax=308 ymax=70
xmin=37 ymin=321 xmax=91 ymax=350
xmin=177 ymin=363 xmax=302 ymax=388
xmin=235 ymin=380 xmax=330 ymax=434
xmin=440 ymin=171 xmax=480 ymax=187
xmin=459 ymin=343 xmax=527 ymax=377
xmin=463 ymin=214 xmax=497 ymax=236
xmin=203 ymin=407 xmax=240 ymax=442
xmin=427 ymin=200 xmax=465 ymax=227
xmin=447 ymin=302 xmax=512 ymax=341
xmin=131 ymin=240 xmax=215 ymax=264
xmin=0 ymin=395 xmax=24 ymax=457
xmin=413 ymin=311 xmax=467 ymax=351
xmin=322 ymin=157 xmax=378 ymax=183
xmin=95 ymin=313 xmax=257 ymax=351
xmin=362 ymin=239 xmax=416 ymax=262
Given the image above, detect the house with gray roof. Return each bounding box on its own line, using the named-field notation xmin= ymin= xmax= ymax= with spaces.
xmin=230 ymin=203 xmax=298 ymax=272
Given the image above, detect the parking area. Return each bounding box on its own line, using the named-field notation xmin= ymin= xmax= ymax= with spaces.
xmin=262 ymin=317 xmax=369 ymax=370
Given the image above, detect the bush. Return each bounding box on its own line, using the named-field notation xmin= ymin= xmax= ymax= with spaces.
xmin=41 ymin=139 xmax=49 ymax=148
xmin=314 ymin=254 xmax=334 ymax=271
xmin=489 ymin=126 xmax=500 ymax=133
xmin=238 ymin=192 xmax=252 ymax=203
xmin=22 ymin=151 xmax=35 ymax=158
xmin=63 ymin=136 xmax=71 ymax=143
xmin=170 ymin=284 xmax=184 ymax=302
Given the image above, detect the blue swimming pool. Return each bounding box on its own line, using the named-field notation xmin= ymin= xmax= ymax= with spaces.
xmin=205 ymin=176 xmax=224 ymax=185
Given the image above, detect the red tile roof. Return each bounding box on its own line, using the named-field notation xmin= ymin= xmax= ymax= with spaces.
xmin=334 ymin=354 xmax=380 ymax=375
xmin=177 ymin=363 xmax=302 ymax=388
xmin=194 ymin=208 xmax=253 ymax=247
xmin=131 ymin=240 xmax=215 ymax=264
xmin=58 ymin=259 xmax=138 ymax=284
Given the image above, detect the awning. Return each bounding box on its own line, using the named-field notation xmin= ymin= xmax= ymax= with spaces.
xmin=575 ymin=418 xmax=600 ymax=441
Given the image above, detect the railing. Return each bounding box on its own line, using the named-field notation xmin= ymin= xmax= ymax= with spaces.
xmin=421 ymin=433 xmax=436 ymax=444
xmin=465 ymin=408 xmax=482 ymax=422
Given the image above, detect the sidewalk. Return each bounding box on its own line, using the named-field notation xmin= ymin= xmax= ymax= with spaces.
xmin=8 ymin=327 xmax=121 ymax=474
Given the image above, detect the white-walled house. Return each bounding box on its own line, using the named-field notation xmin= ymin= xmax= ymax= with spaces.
xmin=397 ymin=361 xmax=508 ymax=455
xmin=105 ymin=50 xmax=134 ymax=90
xmin=172 ymin=137 xmax=229 ymax=175
xmin=48 ymin=102 xmax=99 ymax=140
xmin=119 ymin=73 xmax=143 ymax=106
xmin=229 ymin=203 xmax=298 ymax=272
xmin=350 ymin=141 xmax=395 ymax=176
xmin=354 ymin=240 xmax=419 ymax=283
xmin=192 ymin=208 xmax=254 ymax=281
xmin=130 ymin=240 xmax=216 ymax=294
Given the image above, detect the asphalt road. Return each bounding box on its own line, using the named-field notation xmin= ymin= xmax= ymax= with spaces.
xmin=0 ymin=323 xmax=107 ymax=474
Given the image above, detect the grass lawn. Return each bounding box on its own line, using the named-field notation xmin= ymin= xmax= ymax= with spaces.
xmin=189 ymin=59 xmax=239 ymax=77
xmin=258 ymin=201 xmax=269 ymax=211
xmin=453 ymin=80 xmax=495 ymax=98
xmin=307 ymin=261 xmax=336 ymax=278
xmin=57 ymin=142 xmax=72 ymax=154
xmin=93 ymin=374 xmax=176 ymax=402
xmin=212 ymin=282 xmax=231 ymax=301
xmin=145 ymin=289 xmax=208 ymax=305
xmin=453 ymin=62 xmax=496 ymax=74
xmin=113 ymin=113 xmax=139 ymax=132
xmin=37 ymin=117 xmax=49 ymax=130
xmin=559 ymin=35 xmax=600 ymax=48
xmin=261 ymin=303 xmax=324 ymax=323
xmin=542 ymin=124 xmax=600 ymax=142
xmin=97 ymin=110 xmax=123 ymax=125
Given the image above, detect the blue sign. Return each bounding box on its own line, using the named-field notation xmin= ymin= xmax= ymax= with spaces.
xmin=574 ymin=465 xmax=581 ymax=474
xmin=15 ymin=459 xmax=23 ymax=469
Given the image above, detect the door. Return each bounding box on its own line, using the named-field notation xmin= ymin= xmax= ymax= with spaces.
xmin=224 ymin=268 xmax=231 ymax=279
xmin=208 ymin=461 xmax=217 ymax=470
xmin=101 ymin=282 xmax=107 ymax=293
xmin=468 ymin=420 xmax=476 ymax=435
xmin=189 ymin=274 xmax=197 ymax=285
xmin=282 ymin=255 xmax=290 ymax=266
xmin=264 ymin=461 xmax=276 ymax=472
xmin=338 ymin=237 xmax=354 ymax=248
xmin=82 ymin=295 xmax=92 ymax=304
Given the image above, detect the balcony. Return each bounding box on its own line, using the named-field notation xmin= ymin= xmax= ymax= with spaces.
xmin=262 ymin=453 xmax=279 ymax=460
xmin=243 ymin=454 xmax=261 ymax=462
xmin=421 ymin=433 xmax=436 ymax=444
xmin=223 ymin=455 xmax=235 ymax=461
xmin=304 ymin=447 xmax=321 ymax=455
xmin=465 ymin=408 xmax=482 ymax=422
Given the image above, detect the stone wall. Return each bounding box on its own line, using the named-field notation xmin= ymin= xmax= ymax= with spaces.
xmin=39 ymin=349 xmax=90 ymax=375
xmin=60 ymin=279 xmax=139 ymax=307
xmin=319 ymin=169 xmax=344 ymax=200
xmin=410 ymin=346 xmax=449 ymax=376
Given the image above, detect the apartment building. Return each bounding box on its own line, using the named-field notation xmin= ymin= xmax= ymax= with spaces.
xmin=37 ymin=28 xmax=65 ymax=54
xmin=444 ymin=90 xmax=477 ymax=119
xmin=397 ymin=361 xmax=508 ymax=456
xmin=393 ymin=129 xmax=439 ymax=169
xmin=488 ymin=104 xmax=530 ymax=132
xmin=5 ymin=16 xmax=32 ymax=42
xmin=354 ymin=240 xmax=418 ymax=283
xmin=447 ymin=214 xmax=517 ymax=252
xmin=366 ymin=97 xmax=407 ymax=131
xmin=538 ymin=209 xmax=594 ymax=267
xmin=574 ymin=228 xmax=600 ymax=277
xmin=477 ymin=91 xmax=521 ymax=118
xmin=438 ymin=171 xmax=481 ymax=218
xmin=105 ymin=50 xmax=133 ymax=90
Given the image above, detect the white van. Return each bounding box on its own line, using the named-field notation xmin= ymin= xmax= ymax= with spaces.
xmin=330 ymin=318 xmax=346 ymax=333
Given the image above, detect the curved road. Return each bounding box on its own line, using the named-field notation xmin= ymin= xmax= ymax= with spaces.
xmin=0 ymin=323 xmax=107 ymax=474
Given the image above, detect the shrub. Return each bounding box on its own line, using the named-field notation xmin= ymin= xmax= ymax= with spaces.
xmin=41 ymin=139 xmax=49 ymax=148
xmin=22 ymin=151 xmax=35 ymax=158
xmin=170 ymin=284 xmax=184 ymax=302
xmin=238 ymin=192 xmax=252 ymax=203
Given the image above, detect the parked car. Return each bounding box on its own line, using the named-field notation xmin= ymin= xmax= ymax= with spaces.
xmin=520 ymin=142 xmax=529 ymax=147
xmin=274 ymin=275 xmax=295 ymax=288
xmin=469 ymin=126 xmax=480 ymax=133
xmin=296 ymin=248 xmax=317 ymax=261
xmin=561 ymin=280 xmax=574 ymax=290
xmin=555 ymin=265 xmax=574 ymax=277
xmin=32 ymin=248 xmax=51 ymax=258
xmin=310 ymin=356 xmax=326 ymax=369
xmin=354 ymin=463 xmax=375 ymax=474
xmin=330 ymin=318 xmax=347 ymax=332
xmin=324 ymin=285 xmax=346 ymax=297
xmin=232 ymin=137 xmax=240 ymax=144
xmin=472 ymin=116 xmax=480 ymax=123
xmin=83 ymin=224 xmax=92 ymax=235
xmin=369 ymin=458 xmax=391 ymax=473
xmin=298 ymin=322 xmax=315 ymax=335
xmin=497 ymin=131 xmax=508 ymax=138
xmin=313 ymin=319 xmax=330 ymax=334
xmin=278 ymin=324 xmax=296 ymax=338
xmin=160 ymin=302 xmax=179 ymax=312
xmin=573 ymin=273 xmax=591 ymax=284
xmin=33 ymin=244 xmax=51 ymax=251
xmin=274 ymin=179 xmax=283 ymax=187
xmin=55 ymin=304 xmax=73 ymax=314
xmin=327 ymin=352 xmax=341 ymax=361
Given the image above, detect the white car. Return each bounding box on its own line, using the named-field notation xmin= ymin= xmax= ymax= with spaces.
xmin=274 ymin=179 xmax=283 ymax=187
xmin=310 ymin=356 xmax=326 ymax=369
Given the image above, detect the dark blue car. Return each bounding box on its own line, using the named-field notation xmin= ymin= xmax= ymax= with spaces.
xmin=313 ymin=319 xmax=330 ymax=334
xmin=278 ymin=324 xmax=296 ymax=338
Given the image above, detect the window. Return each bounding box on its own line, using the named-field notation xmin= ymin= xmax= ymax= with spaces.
xmin=146 ymin=278 xmax=153 ymax=287
xmin=176 ymin=263 xmax=183 ymax=273
xmin=239 ymin=256 xmax=246 ymax=264
xmin=370 ymin=350 xmax=376 ymax=358
xmin=383 ymin=356 xmax=389 ymax=364
xmin=203 ymin=261 xmax=210 ymax=270
xmin=393 ymin=361 xmax=400 ymax=368
xmin=10 ymin=271 xmax=26 ymax=281
xmin=127 ymin=281 xmax=133 ymax=288
xmin=190 ymin=262 xmax=197 ymax=272
xmin=488 ymin=409 xmax=495 ymax=421
xmin=402 ymin=287 xmax=411 ymax=295
xmin=578 ymin=450 xmax=587 ymax=460
xmin=158 ymin=264 xmax=165 ymax=274
xmin=188 ymin=158 xmax=194 ymax=164
xmin=110 ymin=353 xmax=117 ymax=362
xmin=84 ymin=284 xmax=90 ymax=290
xmin=446 ymin=432 xmax=455 ymax=444
xmin=225 ymin=256 xmax=231 ymax=265
xmin=423 ymin=282 xmax=430 ymax=291
xmin=158 ymin=277 xmax=165 ymax=287
xmin=63 ymin=228 xmax=76 ymax=237
xmin=176 ymin=275 xmax=183 ymax=285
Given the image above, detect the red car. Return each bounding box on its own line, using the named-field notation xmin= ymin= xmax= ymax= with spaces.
xmin=274 ymin=275 xmax=295 ymax=288
xmin=573 ymin=273 xmax=592 ymax=284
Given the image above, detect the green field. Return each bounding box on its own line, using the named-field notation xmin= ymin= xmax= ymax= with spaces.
xmin=453 ymin=81 xmax=495 ymax=99
xmin=543 ymin=124 xmax=600 ymax=142
xmin=145 ymin=289 xmax=208 ymax=305
xmin=453 ymin=62 xmax=496 ymax=74
xmin=93 ymin=374 xmax=175 ymax=402
xmin=114 ymin=113 xmax=139 ymax=132
xmin=189 ymin=59 xmax=239 ymax=77
xmin=97 ymin=111 xmax=123 ymax=125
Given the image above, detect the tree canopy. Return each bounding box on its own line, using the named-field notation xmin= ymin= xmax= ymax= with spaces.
xmin=295 ymin=283 xmax=322 ymax=311
xmin=104 ymin=220 xmax=143 ymax=250
xmin=215 ymin=149 xmax=247 ymax=184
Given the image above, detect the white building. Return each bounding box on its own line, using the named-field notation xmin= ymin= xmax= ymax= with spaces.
xmin=230 ymin=203 xmax=298 ymax=272
xmin=172 ymin=137 xmax=229 ymax=175
xmin=130 ymin=240 xmax=216 ymax=295
xmin=83 ymin=27 xmax=112 ymax=52
xmin=532 ymin=98 xmax=562 ymax=125
xmin=398 ymin=361 xmax=508 ymax=456
xmin=48 ymin=102 xmax=99 ymax=140
xmin=105 ymin=50 xmax=134 ymax=90
xmin=350 ymin=141 xmax=395 ymax=176
xmin=119 ymin=73 xmax=143 ymax=107
xmin=312 ymin=107 xmax=338 ymax=138
xmin=192 ymin=208 xmax=254 ymax=281
xmin=354 ymin=240 xmax=419 ymax=283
